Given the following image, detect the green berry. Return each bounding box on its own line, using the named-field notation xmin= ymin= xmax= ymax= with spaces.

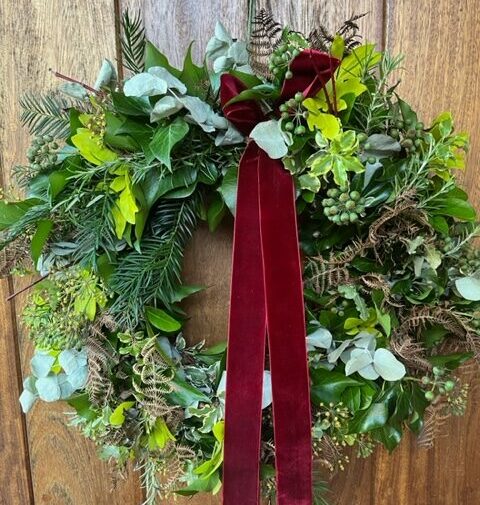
xmin=349 ymin=213 xmax=358 ymax=222
xmin=285 ymin=70 xmax=293 ymax=79
xmin=350 ymin=191 xmax=361 ymax=201
xmin=422 ymin=376 xmax=430 ymax=385
xmin=367 ymin=156 xmax=376 ymax=165
xmin=330 ymin=206 xmax=339 ymax=215
xmin=395 ymin=120 xmax=404 ymax=129
xmin=284 ymin=122 xmax=294 ymax=131
xmin=363 ymin=142 xmax=371 ymax=150
xmin=345 ymin=200 xmax=356 ymax=210
xmin=294 ymin=125 xmax=306 ymax=135
xmin=323 ymin=198 xmax=335 ymax=207
xmin=416 ymin=122 xmax=424 ymax=130
xmin=445 ymin=380 xmax=455 ymax=391
xmin=281 ymin=112 xmax=289 ymax=119
xmin=279 ymin=104 xmax=288 ymax=113
xmin=390 ymin=128 xmax=399 ymax=138
xmin=425 ymin=391 xmax=435 ymax=401
xmin=340 ymin=212 xmax=350 ymax=223
xmin=357 ymin=133 xmax=368 ymax=143
xmin=327 ymin=188 xmax=340 ymax=198
xmin=339 ymin=192 xmax=349 ymax=203
xmin=295 ymin=92 xmax=304 ymax=102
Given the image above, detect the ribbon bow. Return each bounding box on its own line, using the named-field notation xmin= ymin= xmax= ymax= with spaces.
xmin=221 ymin=50 xmax=340 ymax=505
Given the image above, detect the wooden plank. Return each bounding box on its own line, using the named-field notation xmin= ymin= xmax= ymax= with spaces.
xmin=372 ymin=1 xmax=480 ymax=504
xmin=0 ymin=282 xmax=33 ymax=505
xmin=0 ymin=1 xmax=143 ymax=503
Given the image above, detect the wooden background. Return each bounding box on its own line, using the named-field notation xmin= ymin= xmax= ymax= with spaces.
xmin=1 ymin=1 xmax=479 ymax=504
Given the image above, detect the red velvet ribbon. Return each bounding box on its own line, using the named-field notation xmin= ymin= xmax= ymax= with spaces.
xmin=221 ymin=50 xmax=340 ymax=505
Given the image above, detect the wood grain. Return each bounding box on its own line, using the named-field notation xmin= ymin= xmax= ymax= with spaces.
xmin=0 ymin=1 xmax=142 ymax=503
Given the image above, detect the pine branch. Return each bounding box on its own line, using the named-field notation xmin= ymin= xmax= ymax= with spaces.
xmin=20 ymin=92 xmax=71 ymax=138
xmin=108 ymin=197 xmax=199 ymax=329
xmin=121 ymin=9 xmax=146 ymax=74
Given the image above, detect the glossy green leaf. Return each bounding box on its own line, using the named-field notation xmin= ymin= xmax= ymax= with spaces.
xmin=31 ymin=219 xmax=53 ymax=264
xmin=145 ymin=306 xmax=182 ymax=332
xmin=149 ymin=117 xmax=189 ymax=170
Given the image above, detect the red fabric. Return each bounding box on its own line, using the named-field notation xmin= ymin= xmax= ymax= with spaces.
xmin=221 ymin=58 xmax=342 ymax=504
xmin=280 ymin=49 xmax=340 ymax=100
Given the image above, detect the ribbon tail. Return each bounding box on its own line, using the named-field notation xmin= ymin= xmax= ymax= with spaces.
xmin=258 ymin=149 xmax=313 ymax=505
xmin=223 ymin=142 xmax=266 ymax=505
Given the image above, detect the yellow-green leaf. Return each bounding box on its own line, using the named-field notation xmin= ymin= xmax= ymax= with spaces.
xmin=148 ymin=418 xmax=176 ymax=449
xmin=71 ymin=128 xmax=118 ymax=166
xmin=110 ymin=401 xmax=135 ymax=426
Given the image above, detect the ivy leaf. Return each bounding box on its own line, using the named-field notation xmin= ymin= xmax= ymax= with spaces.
xmin=250 ymin=119 xmax=289 ymax=159
xmin=166 ymin=374 xmax=210 ymax=407
xmin=207 ymin=193 xmax=226 ymax=232
xmin=298 ymin=173 xmax=321 ymax=193
xmin=149 ymin=117 xmax=189 ymax=170
xmin=218 ymin=166 xmax=238 ymax=214
xmin=310 ymin=368 xmax=362 ymax=404
xmin=349 ymin=402 xmax=389 ymax=433
xmin=455 ymin=276 xmax=480 ymax=301
xmin=145 ymin=306 xmax=182 ymax=332
xmin=31 ymin=219 xmax=53 ymax=264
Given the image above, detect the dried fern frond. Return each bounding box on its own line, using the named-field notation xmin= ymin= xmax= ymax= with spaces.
xmin=20 ymin=92 xmax=72 ymax=138
xmin=308 ymin=13 xmax=367 ymax=53
xmin=390 ymin=336 xmax=431 ymax=372
xmin=248 ymin=8 xmax=282 ymax=79
xmin=132 ymin=338 xmax=175 ymax=420
xmin=417 ymin=403 xmax=449 ymax=449
xmin=85 ymin=334 xmax=116 ymax=407
xmin=121 ymin=10 xmax=146 ymax=74
xmin=0 ymin=236 xmax=31 ymax=278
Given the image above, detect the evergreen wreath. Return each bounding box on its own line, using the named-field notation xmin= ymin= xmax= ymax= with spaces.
xmin=3 ymin=9 xmax=480 ymax=504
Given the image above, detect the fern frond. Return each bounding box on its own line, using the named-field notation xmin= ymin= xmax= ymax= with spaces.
xmin=20 ymin=92 xmax=71 ymax=138
xmin=109 ymin=197 xmax=199 ymax=328
xmin=121 ymin=10 xmax=146 ymax=74
xmin=248 ymin=8 xmax=282 ymax=79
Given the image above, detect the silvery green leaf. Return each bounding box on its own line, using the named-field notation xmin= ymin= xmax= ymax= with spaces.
xmin=358 ymin=363 xmax=380 ymax=380
xmin=179 ymin=95 xmax=212 ymax=128
xmin=414 ymin=256 xmax=425 ymax=278
xmin=363 ymin=161 xmax=383 ymax=189
xmin=58 ymin=373 xmax=76 ymax=398
xmin=307 ymin=327 xmax=333 ymax=350
xmin=158 ymin=336 xmax=181 ymax=361
xmin=373 ymin=348 xmax=406 ymax=381
xmin=425 ymin=245 xmax=442 ymax=270
xmin=58 ymin=82 xmax=88 ymax=100
xmin=345 ymin=348 xmax=374 ymax=376
xmin=31 ymin=351 xmax=55 ymax=378
xmin=59 ymin=349 xmax=87 ymax=375
xmin=353 ymin=331 xmax=377 ymax=352
xmin=148 ymin=66 xmax=187 ymax=94
xmin=250 ymin=120 xmax=289 ymax=159
xmin=455 ymin=276 xmax=480 ymax=301
xmin=215 ymin=123 xmax=244 ymax=146
xmin=214 ymin=21 xmax=233 ymax=43
xmin=20 ymin=381 xmax=38 ymax=413
xmin=35 ymin=376 xmax=61 ymax=402
xmin=227 ymin=41 xmax=249 ymax=65
xmin=94 ymin=59 xmax=117 ymax=90
xmin=206 ymin=22 xmax=232 ymax=61
xmin=262 ymin=371 xmax=272 ymax=409
xmin=66 ymin=367 xmax=88 ymax=390
xmin=328 ymin=339 xmax=352 ymax=363
xmin=124 ymin=73 xmax=168 ymax=97
xmin=406 ymin=236 xmax=425 ymax=254
xmin=216 ymin=371 xmax=227 ymax=404
xmin=150 ymin=95 xmax=184 ymax=122
xmin=213 ymin=55 xmax=233 ymax=74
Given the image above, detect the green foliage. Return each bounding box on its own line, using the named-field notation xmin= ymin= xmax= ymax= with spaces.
xmin=121 ymin=10 xmax=146 ymax=74
xmin=20 ymin=92 xmax=73 ymax=138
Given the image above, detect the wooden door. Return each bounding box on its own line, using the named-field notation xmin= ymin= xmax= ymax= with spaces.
xmin=1 ymin=1 xmax=479 ymax=504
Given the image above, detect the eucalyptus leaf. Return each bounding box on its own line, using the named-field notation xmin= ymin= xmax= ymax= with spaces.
xmin=455 ymin=276 xmax=480 ymax=301
xmin=373 ymin=348 xmax=406 ymax=381
xmin=148 ymin=66 xmax=187 ymax=94
xmin=250 ymin=120 xmax=289 ymax=159
xmin=307 ymin=327 xmax=333 ymax=350
xmin=150 ymin=95 xmax=184 ymax=121
xmin=124 ymin=72 xmax=168 ymax=97
xmin=30 ymin=351 xmax=55 ymax=378
xmin=35 ymin=376 xmax=62 ymax=402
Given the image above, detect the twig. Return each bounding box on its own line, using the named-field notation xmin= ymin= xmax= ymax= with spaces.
xmin=49 ymin=69 xmax=98 ymax=94
xmin=6 ymin=275 xmax=49 ymax=302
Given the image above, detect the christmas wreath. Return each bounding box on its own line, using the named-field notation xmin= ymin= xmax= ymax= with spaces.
xmin=3 ymin=9 xmax=480 ymax=505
